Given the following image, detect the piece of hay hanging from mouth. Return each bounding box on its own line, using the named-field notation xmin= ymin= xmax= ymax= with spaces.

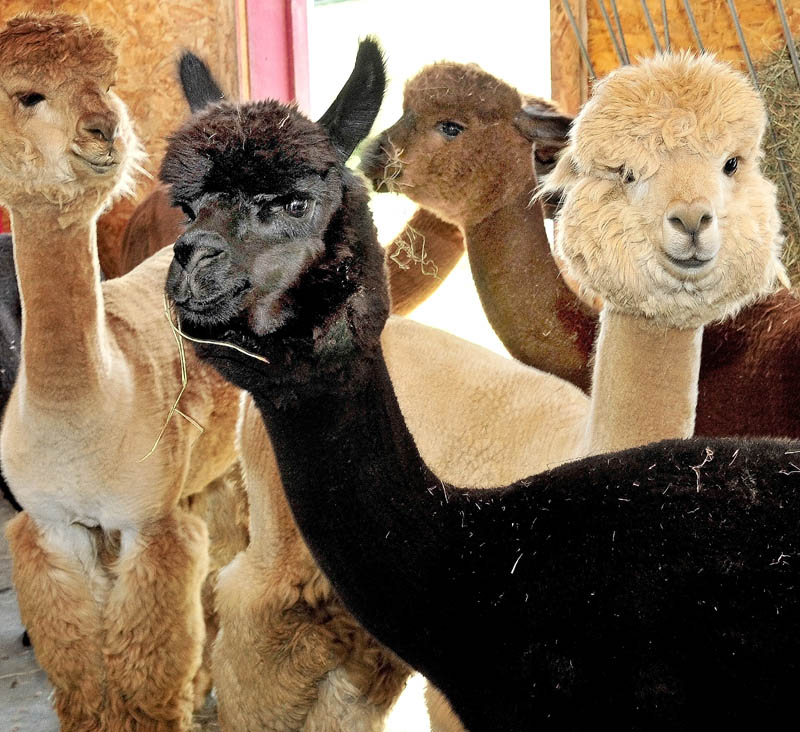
xmin=757 ymin=40 xmax=800 ymax=285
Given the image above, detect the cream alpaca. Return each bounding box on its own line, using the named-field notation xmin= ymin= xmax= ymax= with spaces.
xmin=0 ymin=14 xmax=239 ymax=730
xmin=543 ymin=52 xmax=784 ymax=454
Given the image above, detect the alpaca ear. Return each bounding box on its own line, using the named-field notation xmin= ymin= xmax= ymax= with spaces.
xmin=513 ymin=101 xmax=573 ymax=178
xmin=317 ymin=37 xmax=387 ymax=161
xmin=179 ymin=51 xmax=225 ymax=113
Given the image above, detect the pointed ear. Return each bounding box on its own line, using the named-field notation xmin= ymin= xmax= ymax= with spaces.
xmin=179 ymin=51 xmax=225 ymax=113
xmin=317 ymin=37 xmax=387 ymax=161
xmin=513 ymin=99 xmax=573 ymax=178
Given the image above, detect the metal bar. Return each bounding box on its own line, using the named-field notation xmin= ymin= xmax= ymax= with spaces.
xmin=609 ymin=0 xmax=630 ymax=64
xmin=727 ymin=0 xmax=800 ymax=242
xmin=681 ymin=0 xmax=705 ymax=53
xmin=775 ymin=0 xmax=800 ymax=90
xmin=596 ymin=0 xmax=627 ymax=65
xmin=661 ymin=0 xmax=670 ymax=52
xmin=639 ymin=0 xmax=663 ymax=53
xmin=561 ymin=0 xmax=596 ymax=79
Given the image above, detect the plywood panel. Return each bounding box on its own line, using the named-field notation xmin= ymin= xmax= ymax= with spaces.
xmin=0 ymin=1 xmax=238 ymax=275
xmin=551 ymin=0 xmax=590 ymax=116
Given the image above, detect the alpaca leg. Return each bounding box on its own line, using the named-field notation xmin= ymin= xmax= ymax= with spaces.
xmin=212 ymin=550 xmax=348 ymax=730
xmin=103 ymin=509 xmax=208 ymax=731
xmin=5 ymin=512 xmax=105 ymax=731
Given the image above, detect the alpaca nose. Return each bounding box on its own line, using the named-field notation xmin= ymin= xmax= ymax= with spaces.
xmin=665 ymin=199 xmax=714 ymax=239
xmin=173 ymin=230 xmax=227 ymax=270
xmin=80 ymin=112 xmax=118 ymax=143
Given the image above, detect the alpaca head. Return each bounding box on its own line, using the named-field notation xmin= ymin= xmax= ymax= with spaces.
xmin=163 ymin=39 xmax=388 ymax=389
xmin=542 ymin=53 xmax=785 ymax=329
xmin=0 ymin=13 xmax=140 ymax=216
xmin=359 ymin=62 xmax=572 ymax=227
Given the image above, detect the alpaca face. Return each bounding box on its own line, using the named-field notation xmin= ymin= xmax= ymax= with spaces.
xmin=360 ymin=63 xmax=570 ymax=227
xmin=163 ymin=39 xmax=388 ymax=382
xmin=0 ymin=14 xmax=139 ymax=212
xmin=166 ymin=160 xmax=343 ymax=339
xmin=544 ymin=53 xmax=785 ymax=329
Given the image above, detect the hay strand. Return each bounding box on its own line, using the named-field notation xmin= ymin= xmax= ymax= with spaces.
xmin=758 ymin=39 xmax=800 ymax=282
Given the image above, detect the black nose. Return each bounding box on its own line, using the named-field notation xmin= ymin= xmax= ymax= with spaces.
xmin=173 ymin=230 xmax=226 ymax=269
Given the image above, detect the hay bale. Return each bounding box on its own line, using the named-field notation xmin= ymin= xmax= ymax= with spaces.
xmin=757 ymin=43 xmax=800 ymax=283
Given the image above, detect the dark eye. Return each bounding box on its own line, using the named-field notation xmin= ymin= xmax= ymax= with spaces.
xmin=18 ymin=92 xmax=45 ymax=108
xmin=618 ymin=166 xmax=636 ymax=184
xmin=436 ymin=121 xmax=464 ymax=139
xmin=180 ymin=203 xmax=196 ymax=222
xmin=285 ymin=199 xmax=309 ymax=217
xmin=723 ymin=156 xmax=739 ymax=176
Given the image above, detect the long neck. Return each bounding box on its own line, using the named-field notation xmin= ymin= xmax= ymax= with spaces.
xmin=586 ymin=309 xmax=702 ymax=455
xmin=250 ymin=336 xmax=459 ymax=668
xmin=11 ymin=208 xmax=110 ymax=399
xmin=463 ymin=179 xmax=597 ymax=392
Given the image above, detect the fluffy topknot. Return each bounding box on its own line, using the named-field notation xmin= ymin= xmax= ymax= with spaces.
xmin=161 ymin=100 xmax=339 ymax=205
xmin=570 ymin=52 xmax=766 ymax=179
xmin=403 ymin=62 xmax=522 ymax=123
xmin=0 ymin=13 xmax=118 ymax=81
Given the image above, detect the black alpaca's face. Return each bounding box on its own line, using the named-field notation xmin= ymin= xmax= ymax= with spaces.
xmin=166 ymin=169 xmax=342 ymax=341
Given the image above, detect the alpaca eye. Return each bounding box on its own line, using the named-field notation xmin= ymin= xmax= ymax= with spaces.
xmin=18 ymin=92 xmax=45 ymax=108
xmin=618 ymin=166 xmax=636 ymax=184
xmin=723 ymin=156 xmax=739 ymax=176
xmin=180 ymin=203 xmax=196 ymax=222
xmin=285 ymin=199 xmax=309 ymax=218
xmin=436 ymin=121 xmax=464 ymax=139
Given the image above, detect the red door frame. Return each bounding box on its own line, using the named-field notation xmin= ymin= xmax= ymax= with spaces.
xmin=237 ymin=0 xmax=311 ymax=111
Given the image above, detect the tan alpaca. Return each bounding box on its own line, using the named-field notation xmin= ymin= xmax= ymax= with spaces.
xmin=0 ymin=14 xmax=239 ymax=730
xmin=542 ymin=52 xmax=785 ymax=455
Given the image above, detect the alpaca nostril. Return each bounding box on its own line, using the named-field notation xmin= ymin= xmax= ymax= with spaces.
xmin=81 ymin=114 xmax=118 ymax=143
xmin=668 ymin=216 xmax=687 ymax=234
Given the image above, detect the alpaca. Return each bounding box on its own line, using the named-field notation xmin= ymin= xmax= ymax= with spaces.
xmin=159 ymin=40 xmax=592 ymax=731
xmin=549 ymin=53 xmax=784 ymax=454
xmin=164 ymin=47 xmax=800 ymax=731
xmin=360 ymin=63 xmax=597 ymax=391
xmin=0 ymin=14 xmax=239 ymax=729
xmin=363 ymin=60 xmax=800 ymax=442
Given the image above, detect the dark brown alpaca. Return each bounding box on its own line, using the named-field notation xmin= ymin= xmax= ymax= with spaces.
xmin=361 ymin=62 xmax=596 ymax=392
xmin=362 ymin=61 xmax=800 ymax=440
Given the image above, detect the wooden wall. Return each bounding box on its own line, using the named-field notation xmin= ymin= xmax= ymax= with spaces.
xmin=0 ymin=0 xmax=239 ymax=273
xmin=551 ymin=0 xmax=800 ymax=114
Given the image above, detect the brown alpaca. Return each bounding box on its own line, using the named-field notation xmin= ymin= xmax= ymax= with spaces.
xmin=363 ymin=60 xmax=800 ymax=443
xmin=0 ymin=14 xmax=239 ymax=730
xmin=361 ymin=63 xmax=596 ymax=391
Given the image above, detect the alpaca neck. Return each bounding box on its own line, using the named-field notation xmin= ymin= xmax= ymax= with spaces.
xmin=248 ymin=329 xmax=452 ymax=673
xmin=463 ymin=178 xmax=596 ymax=392
xmin=11 ymin=208 xmax=111 ymax=400
xmin=586 ymin=309 xmax=702 ymax=455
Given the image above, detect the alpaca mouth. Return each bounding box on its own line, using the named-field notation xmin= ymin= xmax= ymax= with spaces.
xmin=663 ymin=253 xmax=715 ymax=276
xmin=72 ymin=152 xmax=119 ymax=175
xmin=175 ymin=282 xmax=251 ymax=321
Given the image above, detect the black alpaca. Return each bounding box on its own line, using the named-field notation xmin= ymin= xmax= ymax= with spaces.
xmin=163 ymin=40 xmax=800 ymax=731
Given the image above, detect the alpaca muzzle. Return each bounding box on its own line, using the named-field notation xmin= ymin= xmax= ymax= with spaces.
xmin=168 ymin=230 xmax=233 ymax=313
